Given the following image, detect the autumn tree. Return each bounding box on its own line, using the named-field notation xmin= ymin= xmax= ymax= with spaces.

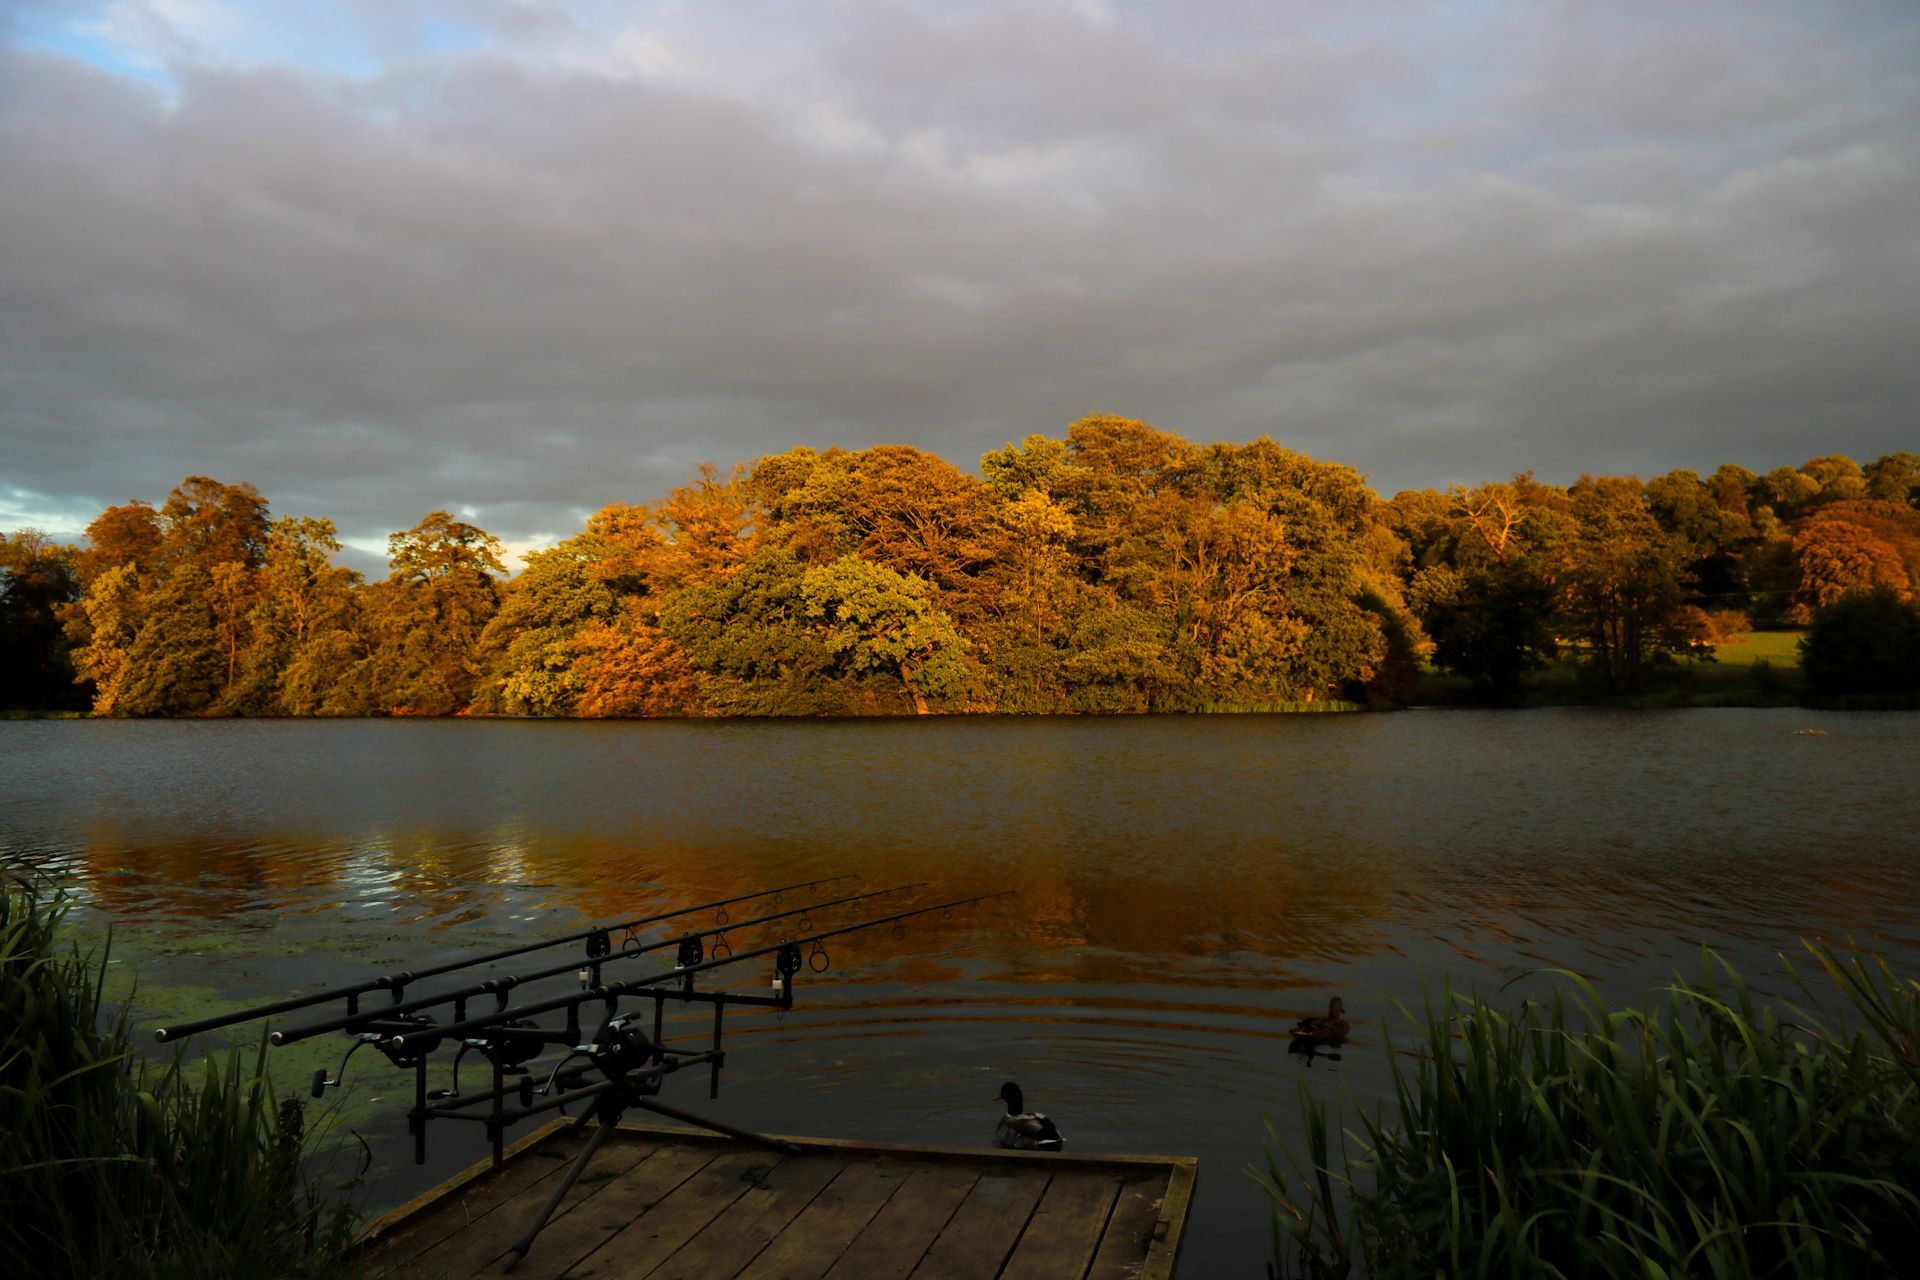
xmin=1645 ymin=468 xmax=1755 ymax=601
xmin=158 ymin=476 xmax=269 ymax=575
xmin=985 ymin=488 xmax=1077 ymax=647
xmin=233 ymin=517 xmax=366 ymax=714
xmin=1798 ymin=455 xmax=1867 ymax=505
xmin=566 ymin=499 xmax=710 ymax=716
xmin=72 ymin=564 xmax=140 ymax=714
xmin=1562 ymin=475 xmax=1698 ymax=693
xmin=1863 ymin=452 xmax=1920 ymax=507
xmin=112 ymin=565 xmax=226 ymax=715
xmin=1047 ymin=584 xmax=1178 ymax=712
xmin=372 ymin=512 xmax=506 ymax=714
xmin=651 ymin=465 xmax=759 ymax=591
xmin=69 ymin=477 xmax=273 ymax=715
xmin=73 ymin=500 xmax=162 ymax=587
xmin=799 ymin=556 xmax=972 ymax=713
xmin=659 ymin=547 xmax=842 ymax=714
xmin=474 ymin=538 xmax=615 ymax=716
xmin=755 ymin=446 xmax=996 ymax=619
xmin=1792 ymin=511 xmax=1912 ymax=614
xmin=569 ymin=602 xmax=700 ymax=716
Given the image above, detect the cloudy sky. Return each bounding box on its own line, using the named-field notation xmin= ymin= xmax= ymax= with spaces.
xmin=3 ymin=1 xmax=1916 ymax=567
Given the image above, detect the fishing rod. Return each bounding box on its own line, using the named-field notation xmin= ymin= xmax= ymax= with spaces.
xmin=264 ymin=880 xmax=927 ymax=1047
xmin=149 ymin=873 xmax=1010 ymax=1272
xmin=391 ymin=890 xmax=1013 ymax=1050
xmin=154 ymin=872 xmax=855 ymax=1043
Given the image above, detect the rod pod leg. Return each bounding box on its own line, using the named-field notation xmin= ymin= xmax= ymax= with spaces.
xmin=633 ymin=1097 xmax=803 ymax=1156
xmin=500 ymin=1107 xmax=619 ymax=1273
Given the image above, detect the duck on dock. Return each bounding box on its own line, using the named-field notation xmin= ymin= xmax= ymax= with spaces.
xmin=993 ymin=1081 xmax=1065 ymax=1151
xmin=1289 ymin=997 xmax=1350 ymax=1045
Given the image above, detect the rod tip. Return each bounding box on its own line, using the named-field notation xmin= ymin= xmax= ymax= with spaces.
xmin=269 ymin=1030 xmax=285 ymax=1046
xmin=154 ymin=1028 xmax=172 ymax=1043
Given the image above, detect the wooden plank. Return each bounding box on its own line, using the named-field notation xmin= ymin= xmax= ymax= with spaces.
xmin=820 ymin=1165 xmax=979 ymax=1280
xmin=908 ymin=1169 xmax=1050 ymax=1280
xmin=998 ymin=1170 xmax=1125 ymax=1280
xmin=613 ymin=1123 xmax=1181 ymax=1172
xmin=1082 ymin=1172 xmax=1171 ymax=1280
xmin=360 ymin=1120 xmax=574 ymax=1249
xmin=731 ymin=1160 xmax=914 ymax=1280
xmin=633 ymin=1153 xmax=848 ymax=1280
xmin=540 ymin=1149 xmax=774 ymax=1279
xmin=401 ymin=1133 xmax=661 ymax=1279
xmin=364 ymin=1127 xmax=591 ymax=1277
xmin=360 ymin=1119 xmax=1196 ymax=1280
xmin=1143 ymin=1160 xmax=1197 ymax=1280
xmin=499 ymin=1143 xmax=727 ymax=1280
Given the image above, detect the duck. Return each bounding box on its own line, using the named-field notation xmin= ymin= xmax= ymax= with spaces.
xmin=1289 ymin=997 xmax=1350 ymax=1045
xmin=993 ymin=1081 xmax=1065 ymax=1151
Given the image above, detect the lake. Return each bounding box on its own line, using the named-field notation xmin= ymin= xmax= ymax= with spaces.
xmin=5 ymin=711 xmax=1919 ymax=1276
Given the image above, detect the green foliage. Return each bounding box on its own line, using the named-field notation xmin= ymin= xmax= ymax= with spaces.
xmin=800 ymin=555 xmax=973 ymax=710
xmin=1799 ymin=585 xmax=1920 ymax=701
xmin=1410 ymin=564 xmax=1557 ymax=705
xmin=474 ymin=536 xmax=620 ymax=715
xmin=0 ymin=530 xmax=86 ymax=710
xmin=0 ymin=886 xmax=360 ymax=1279
xmin=1259 ymin=950 xmax=1920 ymax=1279
xmin=660 ymin=547 xmax=846 ymax=714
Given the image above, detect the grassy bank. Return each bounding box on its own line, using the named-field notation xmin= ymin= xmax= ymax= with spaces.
xmin=1412 ymin=629 xmax=1807 ymax=708
xmin=1260 ymin=947 xmax=1920 ymax=1278
xmin=0 ymin=885 xmax=362 ymax=1280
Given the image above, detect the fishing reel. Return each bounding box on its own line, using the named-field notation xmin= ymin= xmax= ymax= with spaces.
xmin=310 ymin=1011 xmax=445 ymax=1096
xmin=311 ymin=1033 xmax=378 ymax=1098
xmin=374 ymin=1013 xmax=444 ymax=1067
xmin=474 ymin=1018 xmax=549 ymax=1074
xmin=589 ymin=1015 xmax=661 ymax=1093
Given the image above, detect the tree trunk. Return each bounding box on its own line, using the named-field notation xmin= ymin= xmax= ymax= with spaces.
xmin=900 ymin=662 xmax=930 ymax=715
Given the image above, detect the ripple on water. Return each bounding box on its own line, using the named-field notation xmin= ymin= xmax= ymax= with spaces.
xmin=4 ymin=711 xmax=1919 ymax=1277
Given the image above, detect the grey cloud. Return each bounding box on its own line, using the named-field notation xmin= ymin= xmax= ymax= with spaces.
xmin=2 ymin=2 xmax=1917 ymax=561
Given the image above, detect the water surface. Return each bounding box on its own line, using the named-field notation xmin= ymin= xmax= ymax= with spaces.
xmin=5 ymin=711 xmax=1917 ymax=1275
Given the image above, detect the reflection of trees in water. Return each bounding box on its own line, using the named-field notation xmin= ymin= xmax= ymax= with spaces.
xmin=48 ymin=809 xmax=1920 ymax=996
xmin=509 ymin=833 xmax=1418 ymax=987
xmin=70 ymin=831 xmax=337 ymax=920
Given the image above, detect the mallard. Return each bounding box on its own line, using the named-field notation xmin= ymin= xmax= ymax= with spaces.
xmin=1289 ymin=997 xmax=1350 ymax=1044
xmin=993 ymin=1081 xmax=1064 ymax=1151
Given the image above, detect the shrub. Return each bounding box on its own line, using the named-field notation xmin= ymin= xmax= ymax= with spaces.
xmin=1259 ymin=948 xmax=1920 ymax=1278
xmin=1705 ymin=608 xmax=1751 ymax=643
xmin=1799 ymin=585 xmax=1920 ymax=699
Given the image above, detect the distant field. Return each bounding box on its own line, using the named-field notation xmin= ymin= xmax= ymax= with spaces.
xmin=1410 ymin=629 xmax=1807 ymax=706
xmin=1712 ymin=630 xmax=1803 ymax=668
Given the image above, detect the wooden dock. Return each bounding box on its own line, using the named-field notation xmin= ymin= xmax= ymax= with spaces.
xmin=359 ymin=1120 xmax=1196 ymax=1280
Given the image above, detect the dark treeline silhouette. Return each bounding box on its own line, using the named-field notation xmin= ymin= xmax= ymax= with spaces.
xmin=4 ymin=419 xmax=1917 ymax=714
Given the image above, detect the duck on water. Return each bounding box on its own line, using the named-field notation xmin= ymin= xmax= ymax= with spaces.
xmin=1289 ymin=997 xmax=1350 ymax=1045
xmin=993 ymin=1081 xmax=1064 ymax=1151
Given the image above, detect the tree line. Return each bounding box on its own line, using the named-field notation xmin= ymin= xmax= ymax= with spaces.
xmin=4 ymin=418 xmax=1917 ymax=715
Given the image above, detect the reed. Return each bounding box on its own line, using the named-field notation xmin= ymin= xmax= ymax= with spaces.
xmin=0 ymin=883 xmax=361 ymax=1279
xmin=1260 ymin=948 xmax=1920 ymax=1278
